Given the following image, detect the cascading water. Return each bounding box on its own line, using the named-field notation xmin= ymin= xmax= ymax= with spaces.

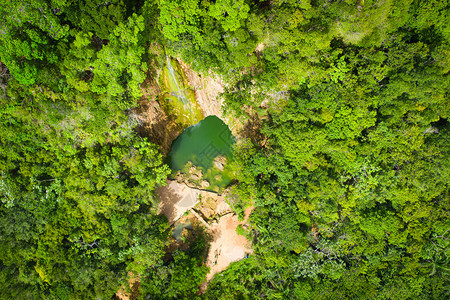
xmin=160 ymin=55 xmax=204 ymax=127
xmin=166 ymin=56 xmax=189 ymax=106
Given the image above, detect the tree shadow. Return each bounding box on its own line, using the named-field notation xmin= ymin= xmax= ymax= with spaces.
xmin=156 ymin=183 xmax=183 ymax=224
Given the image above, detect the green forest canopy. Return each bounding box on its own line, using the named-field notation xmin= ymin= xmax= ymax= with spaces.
xmin=0 ymin=0 xmax=448 ymax=299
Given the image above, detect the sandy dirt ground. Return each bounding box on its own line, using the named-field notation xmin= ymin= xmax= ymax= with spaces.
xmin=204 ymin=205 xmax=254 ymax=282
xmin=157 ymin=180 xmax=201 ymax=223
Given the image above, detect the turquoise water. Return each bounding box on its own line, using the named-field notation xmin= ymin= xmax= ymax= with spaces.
xmin=167 ymin=115 xmax=235 ymax=190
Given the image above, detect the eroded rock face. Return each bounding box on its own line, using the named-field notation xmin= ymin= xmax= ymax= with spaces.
xmin=177 ymin=59 xmax=246 ymax=138
xmin=134 ymin=98 xmax=182 ymax=154
xmin=175 ymin=165 xmax=208 ymax=189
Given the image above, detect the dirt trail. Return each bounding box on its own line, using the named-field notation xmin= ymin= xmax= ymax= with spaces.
xmin=114 ymin=274 xmax=139 ymax=300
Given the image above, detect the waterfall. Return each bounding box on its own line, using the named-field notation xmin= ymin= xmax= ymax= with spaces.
xmin=162 ymin=56 xmax=203 ymax=126
xmin=166 ymin=56 xmax=189 ymax=105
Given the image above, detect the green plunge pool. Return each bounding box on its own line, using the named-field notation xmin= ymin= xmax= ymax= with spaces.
xmin=167 ymin=115 xmax=236 ymax=192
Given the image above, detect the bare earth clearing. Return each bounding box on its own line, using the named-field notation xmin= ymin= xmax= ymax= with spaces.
xmin=205 ymin=205 xmax=254 ymax=282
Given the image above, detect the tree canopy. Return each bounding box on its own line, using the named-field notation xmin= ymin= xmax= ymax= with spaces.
xmin=0 ymin=0 xmax=448 ymax=298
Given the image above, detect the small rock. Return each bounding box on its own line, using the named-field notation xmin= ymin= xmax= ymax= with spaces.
xmin=201 ymin=180 xmax=210 ymax=189
xmin=213 ymin=156 xmax=226 ymax=171
xmin=188 ymin=165 xmax=203 ymax=181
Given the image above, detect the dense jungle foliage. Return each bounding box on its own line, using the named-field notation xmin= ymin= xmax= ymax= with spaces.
xmin=0 ymin=0 xmax=448 ymax=299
